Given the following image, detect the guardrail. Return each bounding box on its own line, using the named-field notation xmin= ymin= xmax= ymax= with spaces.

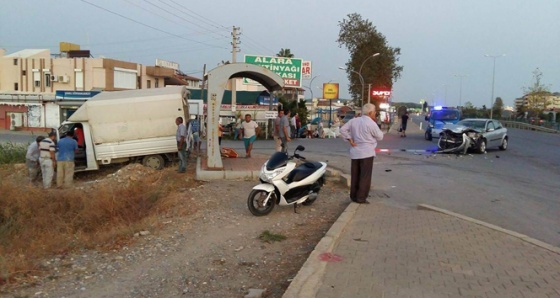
xmin=502 ymin=121 xmax=560 ymax=134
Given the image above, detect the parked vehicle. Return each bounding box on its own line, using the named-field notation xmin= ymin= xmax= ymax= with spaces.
xmin=58 ymin=86 xmax=190 ymax=172
xmin=438 ymin=118 xmax=508 ymax=154
xmin=425 ymin=107 xmax=461 ymax=140
xmin=248 ymin=145 xmax=327 ymax=216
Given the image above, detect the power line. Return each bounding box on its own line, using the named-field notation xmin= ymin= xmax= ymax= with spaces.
xmin=140 ymin=0 xmax=226 ymax=38
xmin=79 ymin=0 xmax=226 ymax=49
xmin=162 ymin=0 xmax=228 ymax=31
xmin=241 ymin=32 xmax=277 ymax=55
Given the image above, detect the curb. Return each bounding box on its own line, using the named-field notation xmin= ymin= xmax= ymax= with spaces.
xmin=195 ymin=157 xmax=261 ymax=181
xmin=417 ymin=204 xmax=560 ymax=255
xmin=282 ymin=168 xmax=356 ymax=298
xmin=282 ymin=203 xmax=358 ymax=298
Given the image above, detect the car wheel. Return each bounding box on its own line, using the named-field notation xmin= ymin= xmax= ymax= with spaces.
xmin=478 ymin=139 xmax=487 ymax=154
xmin=425 ymin=130 xmax=432 ymax=141
xmin=499 ymin=137 xmax=508 ymax=150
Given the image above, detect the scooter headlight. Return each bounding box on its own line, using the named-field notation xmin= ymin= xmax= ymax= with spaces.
xmin=259 ymin=165 xmax=284 ymax=182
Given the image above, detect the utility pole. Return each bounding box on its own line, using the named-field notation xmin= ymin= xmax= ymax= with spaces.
xmin=485 ymin=54 xmax=505 ymax=119
xmin=367 ymin=83 xmax=371 ymax=104
xmin=454 ymin=74 xmax=468 ymax=108
xmin=231 ymin=26 xmax=240 ymax=115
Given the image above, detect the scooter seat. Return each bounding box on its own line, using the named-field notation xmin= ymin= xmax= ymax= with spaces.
xmin=286 ymin=162 xmax=323 ymax=183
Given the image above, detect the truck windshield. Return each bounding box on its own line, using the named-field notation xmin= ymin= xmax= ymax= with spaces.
xmin=431 ymin=110 xmax=460 ymax=121
xmin=58 ymin=123 xmax=73 ymax=136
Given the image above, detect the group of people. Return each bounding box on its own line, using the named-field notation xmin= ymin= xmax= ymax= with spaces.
xmin=26 ymin=128 xmax=80 ymax=189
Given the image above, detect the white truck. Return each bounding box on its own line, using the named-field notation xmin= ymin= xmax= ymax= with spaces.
xmin=58 ymin=86 xmax=190 ymax=171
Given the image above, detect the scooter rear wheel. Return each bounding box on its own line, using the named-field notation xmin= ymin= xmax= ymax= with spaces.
xmin=248 ymin=190 xmax=275 ymax=216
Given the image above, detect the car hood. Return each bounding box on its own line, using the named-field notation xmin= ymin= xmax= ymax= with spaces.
xmin=442 ymin=124 xmax=481 ymax=134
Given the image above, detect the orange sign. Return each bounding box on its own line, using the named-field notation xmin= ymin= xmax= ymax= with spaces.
xmin=323 ymin=83 xmax=339 ymax=100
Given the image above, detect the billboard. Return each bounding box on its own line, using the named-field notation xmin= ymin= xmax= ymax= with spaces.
xmin=302 ymin=61 xmax=312 ymax=80
xmin=323 ymin=83 xmax=339 ymax=100
xmin=244 ymin=55 xmax=302 ymax=88
xmin=156 ymin=58 xmax=179 ymax=70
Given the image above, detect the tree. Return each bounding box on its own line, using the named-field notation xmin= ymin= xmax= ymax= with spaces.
xmin=492 ymin=97 xmax=504 ymax=119
xmin=276 ymin=48 xmax=294 ymax=58
xmin=337 ymin=13 xmax=403 ymax=107
xmin=523 ymin=68 xmax=551 ymax=114
xmin=278 ymin=97 xmax=310 ymax=127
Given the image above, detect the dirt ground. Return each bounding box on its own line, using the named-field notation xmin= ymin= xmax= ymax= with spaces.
xmin=2 ymin=159 xmax=350 ymax=298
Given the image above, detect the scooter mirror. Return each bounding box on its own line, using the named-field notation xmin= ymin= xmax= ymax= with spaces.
xmin=296 ymin=145 xmax=305 ymax=152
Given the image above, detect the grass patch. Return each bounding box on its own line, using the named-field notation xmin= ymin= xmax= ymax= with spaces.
xmin=0 ymin=142 xmax=27 ymax=165
xmin=258 ymin=230 xmax=287 ymax=243
xmin=0 ymin=166 xmax=197 ymax=287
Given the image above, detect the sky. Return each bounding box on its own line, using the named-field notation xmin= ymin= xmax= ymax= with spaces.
xmin=1 ymin=0 xmax=559 ymax=108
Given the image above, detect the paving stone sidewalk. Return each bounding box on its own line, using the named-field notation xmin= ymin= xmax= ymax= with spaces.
xmin=314 ymin=203 xmax=560 ymax=298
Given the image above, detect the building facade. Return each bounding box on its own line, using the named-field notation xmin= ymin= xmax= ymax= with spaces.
xmin=514 ymin=92 xmax=560 ymax=111
xmin=0 ymin=48 xmax=201 ymax=131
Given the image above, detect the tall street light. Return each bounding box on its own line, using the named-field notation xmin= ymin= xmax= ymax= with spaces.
xmin=304 ymin=74 xmax=320 ymax=100
xmin=454 ymin=74 xmax=468 ymax=108
xmin=485 ymin=54 xmax=505 ymax=119
xmin=339 ymin=52 xmax=380 ymax=106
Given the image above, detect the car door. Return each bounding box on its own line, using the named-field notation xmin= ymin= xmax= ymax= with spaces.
xmin=493 ymin=120 xmax=506 ymax=144
xmin=485 ymin=121 xmax=498 ymax=147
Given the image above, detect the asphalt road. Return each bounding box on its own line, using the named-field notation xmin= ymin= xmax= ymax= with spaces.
xmin=246 ymin=118 xmax=560 ymax=247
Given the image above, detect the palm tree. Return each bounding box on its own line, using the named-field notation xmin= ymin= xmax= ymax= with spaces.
xmin=276 ymin=48 xmax=294 ymax=58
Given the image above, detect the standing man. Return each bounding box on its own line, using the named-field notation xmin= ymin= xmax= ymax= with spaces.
xmin=176 ymin=117 xmax=187 ymax=173
xmin=190 ymin=116 xmax=201 ymax=156
xmin=240 ymin=114 xmax=260 ymax=158
xmin=290 ymin=112 xmax=297 ymax=138
xmin=400 ymin=111 xmax=409 ymax=137
xmin=26 ymin=135 xmax=45 ymax=184
xmin=273 ymin=109 xmax=284 ymax=152
xmin=39 ymin=132 xmax=57 ymax=189
xmin=234 ymin=114 xmax=243 ymax=141
xmin=57 ymin=130 xmax=78 ymax=188
xmin=279 ymin=109 xmax=291 ymax=153
xmin=340 ymin=103 xmax=384 ymax=204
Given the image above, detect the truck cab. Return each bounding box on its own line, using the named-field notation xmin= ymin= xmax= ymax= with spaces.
xmin=424 ymin=106 xmax=461 ymax=141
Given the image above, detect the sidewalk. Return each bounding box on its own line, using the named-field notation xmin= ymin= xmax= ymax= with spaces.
xmin=194 ymin=132 xmax=560 ymax=298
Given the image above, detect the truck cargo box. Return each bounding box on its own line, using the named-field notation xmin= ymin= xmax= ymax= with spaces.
xmin=68 ymin=86 xmax=189 ymax=144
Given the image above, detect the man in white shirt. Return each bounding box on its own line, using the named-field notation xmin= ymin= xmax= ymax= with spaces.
xmin=39 ymin=132 xmax=57 ymax=189
xmin=26 ymin=135 xmax=45 ymax=184
xmin=340 ymin=103 xmax=384 ymax=204
xmin=176 ymin=117 xmax=187 ymax=173
xmin=240 ymin=114 xmax=260 ymax=158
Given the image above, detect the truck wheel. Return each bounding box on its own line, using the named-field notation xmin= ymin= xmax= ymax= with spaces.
xmin=142 ymin=155 xmax=165 ymax=170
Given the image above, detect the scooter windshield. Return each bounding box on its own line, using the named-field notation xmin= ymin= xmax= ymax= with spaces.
xmin=266 ymin=152 xmax=288 ymax=170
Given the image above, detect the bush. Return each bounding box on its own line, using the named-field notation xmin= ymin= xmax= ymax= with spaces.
xmin=0 ymin=169 xmax=193 ymax=286
xmin=0 ymin=143 xmax=27 ymax=165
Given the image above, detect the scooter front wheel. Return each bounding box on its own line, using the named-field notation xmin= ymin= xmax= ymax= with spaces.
xmin=247 ymin=189 xmax=276 ymax=216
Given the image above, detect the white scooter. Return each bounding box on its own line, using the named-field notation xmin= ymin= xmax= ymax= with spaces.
xmin=248 ymin=145 xmax=327 ymax=216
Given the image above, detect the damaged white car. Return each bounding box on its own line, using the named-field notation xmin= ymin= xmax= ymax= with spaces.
xmin=438 ymin=119 xmax=508 ymax=154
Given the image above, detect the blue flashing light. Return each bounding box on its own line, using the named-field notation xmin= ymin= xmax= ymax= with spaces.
xmin=434 ymin=105 xmax=443 ymax=110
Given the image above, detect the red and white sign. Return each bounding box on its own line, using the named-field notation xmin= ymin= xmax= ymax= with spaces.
xmin=302 ymin=61 xmax=312 ymax=80
xmin=371 ymin=90 xmax=392 ymax=97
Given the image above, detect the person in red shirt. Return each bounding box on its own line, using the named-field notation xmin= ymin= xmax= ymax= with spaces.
xmin=74 ymin=123 xmax=85 ymax=148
